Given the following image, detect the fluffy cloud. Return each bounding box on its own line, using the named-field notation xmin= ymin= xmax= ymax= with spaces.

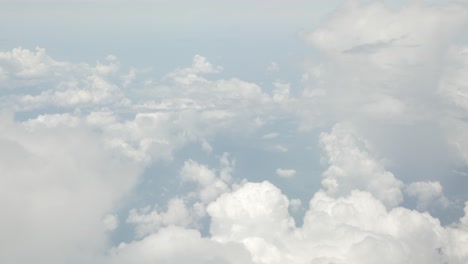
xmin=166 ymin=54 xmax=222 ymax=85
xmin=406 ymin=181 xmax=449 ymax=210
xmin=275 ymin=168 xmax=296 ymax=178
xmin=1 ymin=49 xmax=285 ymax=164
xmin=2 ymin=1 xmax=468 ymax=263
xmin=127 ymin=198 xmax=194 ymax=238
xmin=0 ymin=48 xmax=279 ymax=263
xmin=0 ymin=47 xmax=67 ymax=87
xmin=289 ymin=198 xmax=302 ymax=212
xmin=108 ymin=226 xmax=254 ymax=264
xmin=272 ymin=82 xmax=291 ymax=103
xmin=180 ymin=158 xmax=231 ymax=204
xmin=118 ymin=180 xmax=468 ymax=264
xmin=273 ymin=144 xmax=288 ymax=152
xmin=320 ymin=123 xmax=404 ymax=208
xmin=207 ymin=181 xmax=296 ymax=243
xmin=0 ymin=48 xmax=124 ymax=110
xmin=299 ymin=1 xmax=468 ymax=211
xmin=299 ymin=190 xmax=447 ymax=264
xmin=127 ymin=154 xmax=236 ymax=238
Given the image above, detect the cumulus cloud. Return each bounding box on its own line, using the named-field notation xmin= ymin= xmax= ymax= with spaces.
xmin=0 ymin=48 xmax=126 ymax=110
xmin=127 ymin=153 xmax=236 ymax=239
xmin=0 ymin=47 xmax=66 ymax=87
xmin=109 ymin=226 xmax=254 ymax=264
xmin=272 ymin=82 xmax=291 ymax=103
xmin=298 ymin=1 xmax=468 ymax=212
xmin=180 ymin=158 xmax=230 ymax=204
xmin=207 ymin=181 xmax=296 ymax=243
xmin=117 ymin=180 xmax=468 ymax=264
xmin=127 ymin=198 xmax=194 ymax=238
xmin=165 ymin=54 xmax=222 ymax=85
xmin=289 ymin=198 xmax=302 ymax=212
xmin=406 ymin=181 xmax=450 ymax=210
xmin=0 ymin=48 xmax=280 ymax=263
xmin=320 ymin=123 xmax=404 ymax=208
xmin=275 ymin=168 xmax=296 ymax=178
xmin=273 ymin=144 xmax=288 ymax=152
xmin=3 ymin=50 xmax=285 ymax=164
xmin=2 ymin=1 xmax=468 ymax=263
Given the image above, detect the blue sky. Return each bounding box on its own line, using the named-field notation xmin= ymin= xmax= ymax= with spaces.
xmin=2 ymin=1 xmax=468 ymax=263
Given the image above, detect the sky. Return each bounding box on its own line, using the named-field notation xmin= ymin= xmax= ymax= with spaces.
xmin=1 ymin=0 xmax=468 ymax=263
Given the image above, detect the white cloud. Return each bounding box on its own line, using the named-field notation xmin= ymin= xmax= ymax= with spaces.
xmin=180 ymin=159 xmax=229 ymax=204
xmin=0 ymin=47 xmax=67 ymax=88
xmin=126 ymin=154 xmax=237 ymax=239
xmin=166 ymin=54 xmax=222 ymax=85
xmin=207 ymin=181 xmax=296 ymax=243
xmin=0 ymin=48 xmax=129 ymax=111
xmin=102 ymin=214 xmax=119 ymax=231
xmin=273 ymin=144 xmax=288 ymax=152
xmin=289 ymin=198 xmax=302 ymax=212
xmin=0 ymin=113 xmax=142 ymax=264
xmin=207 ymin=181 xmax=468 ymax=263
xmin=406 ymin=181 xmax=449 ymax=210
xmin=275 ymin=168 xmax=296 ymax=178
xmin=109 ymin=226 xmax=254 ymax=264
xmin=320 ymin=123 xmax=404 ymax=208
xmin=127 ymin=198 xmax=193 ymax=238
xmin=272 ymin=82 xmax=291 ymax=103
xmin=118 ymin=180 xmax=468 ymax=264
xmin=298 ymin=190 xmax=449 ymax=264
xmin=19 ymin=75 xmax=121 ymax=108
xmin=305 ymin=2 xmax=468 ymax=60
xmin=0 ymin=48 xmax=284 ymax=166
xmin=440 ymin=46 xmax=468 ymax=111
xmin=121 ymin=67 xmax=137 ymax=87
xmin=293 ymin=2 xmax=468 ymax=215
xmin=262 ymin=132 xmax=279 ymax=139
xmin=2 ymin=2 xmax=468 ymax=263
xmin=200 ymin=138 xmax=213 ymax=153
xmin=298 ymin=2 xmax=468 ymax=142
xmin=6 ymin=102 xmax=467 ymax=264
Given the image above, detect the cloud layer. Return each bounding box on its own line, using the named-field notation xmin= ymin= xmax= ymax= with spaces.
xmin=1 ymin=1 xmax=468 ymax=264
